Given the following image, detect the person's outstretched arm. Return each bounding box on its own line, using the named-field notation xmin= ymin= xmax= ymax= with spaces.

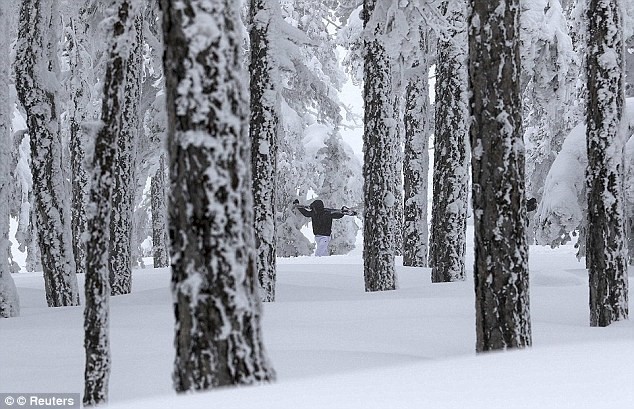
xmin=293 ymin=200 xmax=313 ymax=217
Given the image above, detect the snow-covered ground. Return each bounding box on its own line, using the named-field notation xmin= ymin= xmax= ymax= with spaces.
xmin=1 ymin=230 xmax=633 ymax=408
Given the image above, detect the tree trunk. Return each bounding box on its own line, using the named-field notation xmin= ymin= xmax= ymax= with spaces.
xmin=430 ymin=0 xmax=469 ymax=282
xmin=160 ymin=0 xmax=276 ymax=392
xmin=403 ymin=27 xmax=432 ymax=268
xmin=15 ymin=0 xmax=79 ymax=307
xmin=468 ymin=0 xmax=532 ymax=352
xmin=83 ymin=0 xmax=140 ymax=404
xmin=151 ymin=154 xmax=169 ymax=268
xmin=109 ymin=11 xmax=143 ymax=296
xmin=250 ymin=0 xmax=280 ymax=302
xmin=68 ymin=7 xmax=91 ymax=275
xmin=586 ymin=0 xmax=629 ymax=327
xmin=363 ymin=0 xmax=397 ymax=292
xmin=0 ymin=2 xmax=19 ymax=318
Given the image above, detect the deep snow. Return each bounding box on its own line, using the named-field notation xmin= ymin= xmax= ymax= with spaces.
xmin=1 ymin=229 xmax=633 ymax=408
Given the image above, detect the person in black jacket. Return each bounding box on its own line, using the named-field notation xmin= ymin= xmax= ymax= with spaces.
xmin=294 ymin=199 xmax=357 ymax=256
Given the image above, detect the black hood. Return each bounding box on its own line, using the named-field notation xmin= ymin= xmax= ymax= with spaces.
xmin=310 ymin=200 xmax=324 ymax=213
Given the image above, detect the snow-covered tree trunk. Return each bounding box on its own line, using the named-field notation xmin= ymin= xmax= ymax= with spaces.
xmin=160 ymin=0 xmax=276 ymax=392
xmin=0 ymin=2 xmax=19 ymax=318
xmin=14 ymin=0 xmax=79 ymax=307
xmin=84 ymin=0 xmax=139 ymax=404
xmin=250 ymin=0 xmax=280 ymax=302
xmin=468 ymin=0 xmax=532 ymax=352
xmin=68 ymin=6 xmax=92 ymax=275
xmin=430 ymin=0 xmax=469 ymax=282
xmin=151 ymin=154 xmax=169 ymax=269
xmin=586 ymin=0 xmax=629 ymax=327
xmin=363 ymin=0 xmax=397 ymax=292
xmin=403 ymin=27 xmax=431 ymax=268
xmin=109 ymin=11 xmax=143 ymax=296
xmin=392 ymin=94 xmax=404 ymax=258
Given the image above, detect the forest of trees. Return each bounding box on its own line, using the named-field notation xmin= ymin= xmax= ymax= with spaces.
xmin=0 ymin=0 xmax=632 ymax=404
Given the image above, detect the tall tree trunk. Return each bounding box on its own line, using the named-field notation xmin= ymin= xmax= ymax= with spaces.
xmin=160 ymin=0 xmax=276 ymax=392
xmin=68 ymin=6 xmax=92 ymax=275
xmin=83 ymin=0 xmax=139 ymax=404
xmin=363 ymin=0 xmax=397 ymax=292
xmin=0 ymin=2 xmax=19 ymax=318
xmin=250 ymin=0 xmax=280 ymax=302
xmin=151 ymin=154 xmax=169 ymax=268
xmin=109 ymin=11 xmax=143 ymax=296
xmin=15 ymin=0 xmax=79 ymax=307
xmin=586 ymin=0 xmax=629 ymax=327
xmin=468 ymin=0 xmax=532 ymax=352
xmin=403 ymin=28 xmax=432 ymax=268
xmin=430 ymin=0 xmax=469 ymax=282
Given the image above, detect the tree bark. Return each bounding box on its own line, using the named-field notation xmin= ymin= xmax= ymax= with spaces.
xmin=363 ymin=0 xmax=397 ymax=292
xmin=83 ymin=0 xmax=139 ymax=404
xmin=161 ymin=0 xmax=276 ymax=392
xmin=250 ymin=0 xmax=280 ymax=302
xmin=15 ymin=0 xmax=79 ymax=307
xmin=109 ymin=11 xmax=143 ymax=295
xmin=586 ymin=0 xmax=629 ymax=327
xmin=151 ymin=154 xmax=169 ymax=268
xmin=403 ymin=27 xmax=432 ymax=268
xmin=430 ymin=0 xmax=469 ymax=282
xmin=468 ymin=0 xmax=532 ymax=352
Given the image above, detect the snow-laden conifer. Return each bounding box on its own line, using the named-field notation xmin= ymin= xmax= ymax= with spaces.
xmin=403 ymin=26 xmax=432 ymax=268
xmin=363 ymin=0 xmax=398 ymax=291
xmin=585 ymin=0 xmax=629 ymax=326
xmin=430 ymin=0 xmax=469 ymax=281
xmin=250 ymin=0 xmax=281 ymax=301
xmin=0 ymin=2 xmax=19 ymax=318
xmin=161 ymin=0 xmax=275 ymax=391
xmin=109 ymin=10 xmax=143 ymax=295
xmin=469 ymin=0 xmax=532 ymax=351
xmin=15 ymin=0 xmax=79 ymax=307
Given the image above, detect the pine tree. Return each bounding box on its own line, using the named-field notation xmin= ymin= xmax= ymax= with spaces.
xmin=0 ymin=1 xmax=20 ymax=319
xmin=403 ymin=26 xmax=432 ymax=268
xmin=151 ymin=154 xmax=169 ymax=268
xmin=586 ymin=0 xmax=629 ymax=326
xmin=83 ymin=0 xmax=139 ymax=403
xmin=250 ymin=0 xmax=280 ymax=302
xmin=109 ymin=9 xmax=143 ymax=295
xmin=430 ymin=0 xmax=469 ymax=282
xmin=363 ymin=0 xmax=397 ymax=292
xmin=15 ymin=0 xmax=80 ymax=307
xmin=160 ymin=0 xmax=276 ymax=391
xmin=66 ymin=4 xmax=93 ymax=276
xmin=469 ymin=0 xmax=532 ymax=352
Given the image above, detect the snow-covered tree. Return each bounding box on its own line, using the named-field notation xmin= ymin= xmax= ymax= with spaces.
xmin=83 ymin=0 xmax=141 ymax=403
xmin=521 ymin=0 xmax=578 ymax=214
xmin=109 ymin=9 xmax=144 ymax=295
xmin=363 ymin=0 xmax=398 ymax=292
xmin=403 ymin=25 xmax=432 ymax=268
xmin=151 ymin=154 xmax=169 ymax=268
xmin=15 ymin=0 xmax=79 ymax=307
xmin=468 ymin=0 xmax=532 ymax=351
xmin=0 ymin=1 xmax=19 ymax=318
xmin=430 ymin=0 xmax=469 ymax=281
xmin=65 ymin=3 xmax=94 ymax=276
xmin=160 ymin=0 xmax=276 ymax=391
xmin=250 ymin=0 xmax=281 ymax=301
xmin=585 ymin=0 xmax=629 ymax=327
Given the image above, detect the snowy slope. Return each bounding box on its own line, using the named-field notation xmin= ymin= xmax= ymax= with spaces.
xmin=1 ymin=232 xmax=633 ymax=408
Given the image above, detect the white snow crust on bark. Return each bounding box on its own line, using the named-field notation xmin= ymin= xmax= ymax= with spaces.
xmin=14 ymin=0 xmax=80 ymax=307
xmin=430 ymin=0 xmax=469 ymax=282
xmin=586 ymin=0 xmax=629 ymax=327
xmin=0 ymin=2 xmax=20 ymax=318
xmin=161 ymin=0 xmax=275 ymax=392
xmin=363 ymin=0 xmax=398 ymax=292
